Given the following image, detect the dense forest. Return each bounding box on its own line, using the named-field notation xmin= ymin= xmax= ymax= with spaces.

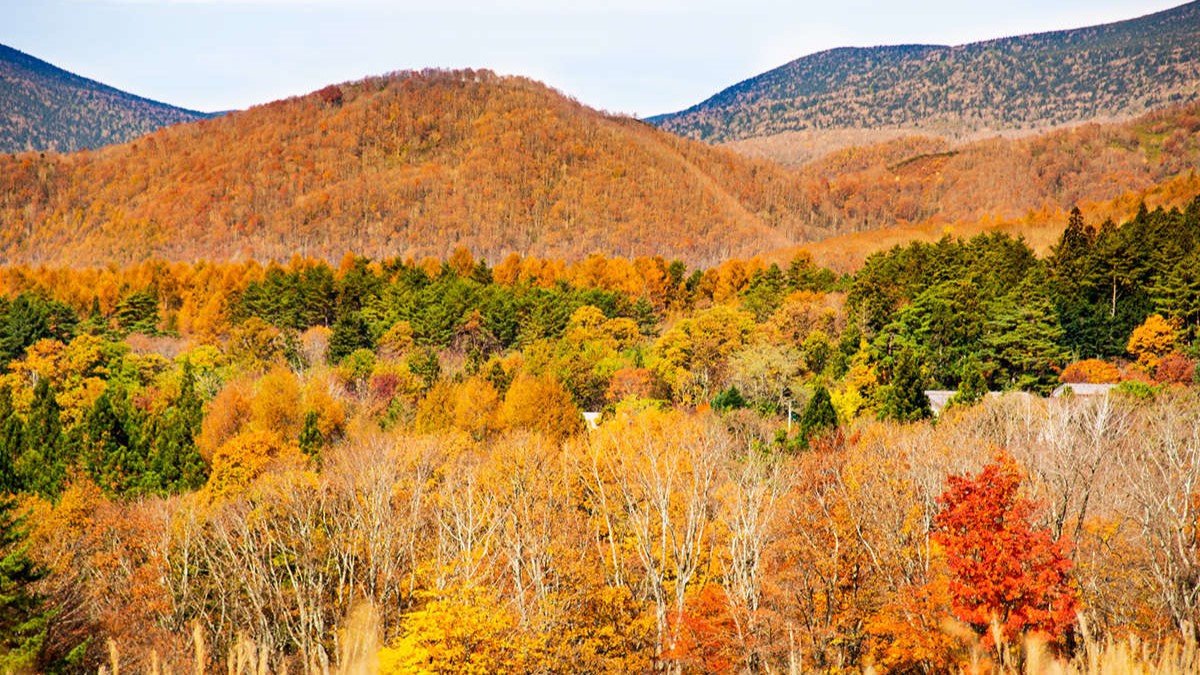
xmin=0 ymin=70 xmax=815 ymax=268
xmin=2 ymin=69 xmax=1199 ymax=271
xmin=0 ymin=44 xmax=213 ymax=154
xmin=649 ymin=1 xmax=1200 ymax=148
xmin=0 ymin=197 xmax=1198 ymax=672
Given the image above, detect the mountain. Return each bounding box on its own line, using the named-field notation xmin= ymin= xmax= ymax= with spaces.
xmin=1 ymin=69 xmax=1196 ymax=270
xmin=648 ymin=1 xmax=1200 ymax=164
xmin=0 ymin=69 xmax=823 ymax=267
xmin=0 ymin=43 xmax=214 ymax=154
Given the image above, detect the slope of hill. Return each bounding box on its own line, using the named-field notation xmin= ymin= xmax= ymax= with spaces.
xmin=0 ymin=69 xmax=824 ymax=267
xmin=649 ymin=1 xmax=1200 ymax=162
xmin=2 ymin=70 xmax=1196 ymax=270
xmin=0 ymin=43 xmax=213 ymax=153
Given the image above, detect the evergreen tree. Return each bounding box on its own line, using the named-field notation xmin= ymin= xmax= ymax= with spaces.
xmin=983 ymin=270 xmax=1070 ymax=395
xmin=798 ymin=384 xmax=838 ymax=449
xmin=328 ymin=311 xmax=373 ymax=364
xmin=299 ymin=410 xmax=324 ymax=459
xmin=0 ymin=497 xmax=51 ymax=673
xmin=948 ymin=359 xmax=988 ymax=409
xmin=145 ymin=367 xmax=206 ymax=494
xmin=878 ymin=348 xmax=931 ymax=423
xmin=711 ymin=386 xmax=746 ymax=412
xmin=17 ymin=380 xmax=65 ymax=500
xmin=84 ymin=388 xmax=147 ymax=497
xmin=0 ymin=294 xmax=77 ymax=366
xmin=112 ymin=289 xmax=160 ymax=335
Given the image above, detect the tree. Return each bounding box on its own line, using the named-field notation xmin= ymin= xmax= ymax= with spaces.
xmin=0 ymin=497 xmax=51 ymax=673
xmin=933 ymin=451 xmax=1078 ymax=650
xmin=983 ymin=271 xmax=1070 ymax=394
xmin=798 ymin=384 xmax=838 ymax=449
xmin=1127 ymin=314 xmax=1177 ymax=371
xmin=298 ymin=409 xmax=324 ymax=459
xmin=877 ymin=349 xmax=930 ymax=423
xmin=17 ymin=379 xmax=65 ymax=499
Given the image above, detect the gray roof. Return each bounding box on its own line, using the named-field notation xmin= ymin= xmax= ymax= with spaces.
xmin=1051 ymin=383 xmax=1118 ymax=397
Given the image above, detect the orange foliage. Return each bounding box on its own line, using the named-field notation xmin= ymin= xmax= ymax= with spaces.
xmin=1060 ymin=358 xmax=1121 ymax=384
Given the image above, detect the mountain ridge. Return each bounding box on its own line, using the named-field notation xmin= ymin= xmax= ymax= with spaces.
xmin=648 ymin=1 xmax=1200 ymax=162
xmin=0 ymin=43 xmax=215 ymax=153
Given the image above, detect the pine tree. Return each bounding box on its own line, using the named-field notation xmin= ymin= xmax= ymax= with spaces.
xmin=298 ymin=409 xmax=324 ymax=459
xmin=798 ymin=384 xmax=838 ymax=449
xmin=947 ymin=359 xmax=988 ymax=409
xmin=85 ymin=388 xmax=147 ymax=497
xmin=17 ymin=380 xmax=65 ymax=500
xmin=328 ymin=312 xmax=373 ymax=364
xmin=983 ymin=269 xmax=1070 ymax=395
xmin=878 ymin=349 xmax=931 ymax=423
xmin=0 ymin=497 xmax=51 ymax=673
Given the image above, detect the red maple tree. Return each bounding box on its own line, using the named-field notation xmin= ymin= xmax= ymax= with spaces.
xmin=933 ymin=451 xmax=1079 ymax=645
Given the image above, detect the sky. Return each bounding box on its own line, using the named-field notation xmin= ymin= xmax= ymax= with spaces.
xmin=1 ymin=0 xmax=1187 ymax=118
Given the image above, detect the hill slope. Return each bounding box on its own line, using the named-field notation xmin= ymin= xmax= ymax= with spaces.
xmin=649 ymin=1 xmax=1200 ymax=160
xmin=2 ymin=70 xmax=1196 ymax=269
xmin=0 ymin=70 xmax=823 ymax=267
xmin=0 ymin=43 xmax=213 ymax=153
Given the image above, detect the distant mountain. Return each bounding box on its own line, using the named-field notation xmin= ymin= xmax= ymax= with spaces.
xmin=0 ymin=44 xmax=214 ymax=153
xmin=649 ymin=1 xmax=1200 ymax=162
xmin=0 ymin=70 xmax=822 ymax=267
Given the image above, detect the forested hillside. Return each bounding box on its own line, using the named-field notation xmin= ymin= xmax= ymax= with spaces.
xmin=2 ymin=70 xmax=1198 ymax=270
xmin=1 ymin=195 xmax=1199 ymax=671
xmin=0 ymin=69 xmax=822 ymax=267
xmin=0 ymin=44 xmax=213 ymax=154
xmin=789 ymin=102 xmax=1200 ymax=268
xmin=650 ymin=1 xmax=1200 ymax=162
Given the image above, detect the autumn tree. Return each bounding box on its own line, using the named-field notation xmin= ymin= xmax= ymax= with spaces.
xmin=1127 ymin=314 xmax=1178 ymax=372
xmin=933 ymin=451 xmax=1078 ymax=651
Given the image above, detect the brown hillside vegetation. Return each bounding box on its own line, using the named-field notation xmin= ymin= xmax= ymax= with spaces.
xmin=1 ymin=70 xmax=1198 ymax=270
xmin=0 ymin=69 xmax=822 ymax=268
xmin=785 ymin=102 xmax=1200 ymax=269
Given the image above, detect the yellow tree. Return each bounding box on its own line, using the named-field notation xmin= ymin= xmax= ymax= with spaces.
xmin=1127 ymin=314 xmax=1178 ymax=371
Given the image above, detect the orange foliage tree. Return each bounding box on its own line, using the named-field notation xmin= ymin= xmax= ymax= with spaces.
xmin=933 ymin=451 xmax=1078 ymax=649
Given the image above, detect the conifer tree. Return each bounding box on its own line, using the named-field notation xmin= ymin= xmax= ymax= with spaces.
xmin=878 ymin=349 xmax=931 ymax=423
xmin=298 ymin=409 xmax=324 ymax=459
xmin=18 ymin=380 xmax=65 ymax=499
xmin=0 ymin=497 xmax=50 ymax=673
xmin=798 ymin=384 xmax=838 ymax=449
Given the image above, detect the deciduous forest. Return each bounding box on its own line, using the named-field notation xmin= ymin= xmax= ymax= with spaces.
xmin=1 ymin=197 xmax=1199 ymax=673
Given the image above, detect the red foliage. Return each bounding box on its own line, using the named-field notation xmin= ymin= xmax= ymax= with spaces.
xmin=933 ymin=451 xmax=1078 ymax=645
xmin=664 ymin=584 xmax=739 ymax=674
xmin=1155 ymin=351 xmax=1196 ymax=385
xmin=315 ymin=85 xmax=344 ymax=107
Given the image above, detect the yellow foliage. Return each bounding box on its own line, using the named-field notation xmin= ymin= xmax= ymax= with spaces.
xmin=452 ymin=377 xmax=501 ymax=440
xmin=1127 ymin=314 xmax=1178 ymax=371
xmin=205 ymin=429 xmax=304 ymax=500
xmin=501 ymin=373 xmax=580 ymax=442
xmin=250 ymin=365 xmax=303 ymax=439
xmin=198 ymin=378 xmax=254 ymax=459
xmin=378 ymin=586 xmax=521 ymax=675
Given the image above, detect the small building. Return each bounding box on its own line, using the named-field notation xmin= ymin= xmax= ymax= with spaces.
xmin=582 ymin=411 xmax=602 ymax=430
xmin=1051 ymin=383 xmax=1117 ymax=398
xmin=924 ymin=390 xmax=957 ymax=417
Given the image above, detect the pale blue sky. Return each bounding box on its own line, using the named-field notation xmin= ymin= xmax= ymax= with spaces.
xmin=1 ymin=0 xmax=1185 ymax=117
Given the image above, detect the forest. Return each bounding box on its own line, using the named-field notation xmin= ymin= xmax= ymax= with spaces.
xmin=0 ymin=196 xmax=1197 ymax=673
xmin=2 ymin=68 xmax=1200 ymax=272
